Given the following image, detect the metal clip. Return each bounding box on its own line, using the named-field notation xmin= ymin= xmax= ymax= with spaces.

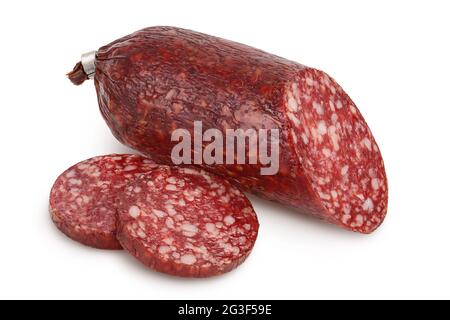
xmin=81 ymin=51 xmax=97 ymax=79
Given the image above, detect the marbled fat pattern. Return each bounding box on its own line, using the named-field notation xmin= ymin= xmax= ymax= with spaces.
xmin=116 ymin=166 xmax=259 ymax=277
xmin=94 ymin=26 xmax=388 ymax=233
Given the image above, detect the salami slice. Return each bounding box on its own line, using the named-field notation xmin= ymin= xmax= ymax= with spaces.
xmin=116 ymin=166 xmax=259 ymax=277
xmin=69 ymin=26 xmax=388 ymax=233
xmin=49 ymin=154 xmax=157 ymax=249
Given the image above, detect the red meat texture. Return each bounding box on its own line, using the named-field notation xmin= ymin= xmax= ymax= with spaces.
xmin=116 ymin=166 xmax=259 ymax=277
xmin=49 ymin=154 xmax=157 ymax=249
xmin=93 ymin=26 xmax=387 ymax=233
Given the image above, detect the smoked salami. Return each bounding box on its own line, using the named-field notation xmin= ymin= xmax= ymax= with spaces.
xmin=116 ymin=166 xmax=259 ymax=277
xmin=69 ymin=26 xmax=388 ymax=233
xmin=49 ymin=154 xmax=157 ymax=249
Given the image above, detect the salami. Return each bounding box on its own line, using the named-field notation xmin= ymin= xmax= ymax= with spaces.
xmin=49 ymin=154 xmax=157 ymax=249
xmin=116 ymin=166 xmax=259 ymax=277
xmin=69 ymin=26 xmax=388 ymax=233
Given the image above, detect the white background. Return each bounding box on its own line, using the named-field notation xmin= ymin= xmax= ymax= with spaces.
xmin=0 ymin=0 xmax=449 ymax=300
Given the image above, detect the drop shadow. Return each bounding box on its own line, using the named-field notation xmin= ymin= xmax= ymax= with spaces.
xmin=246 ymin=194 xmax=378 ymax=240
xmin=114 ymin=249 xmax=244 ymax=284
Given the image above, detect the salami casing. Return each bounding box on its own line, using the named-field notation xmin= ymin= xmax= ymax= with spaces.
xmin=49 ymin=154 xmax=156 ymax=249
xmin=69 ymin=26 xmax=388 ymax=233
xmin=116 ymin=166 xmax=259 ymax=277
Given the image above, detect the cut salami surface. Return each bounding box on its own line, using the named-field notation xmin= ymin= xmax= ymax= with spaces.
xmin=116 ymin=166 xmax=259 ymax=277
xmin=69 ymin=26 xmax=388 ymax=233
xmin=49 ymin=154 xmax=157 ymax=249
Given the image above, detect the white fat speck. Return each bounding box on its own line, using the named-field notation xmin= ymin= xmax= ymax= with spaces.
xmin=343 ymin=204 xmax=351 ymax=215
xmin=82 ymin=195 xmax=91 ymax=204
xmin=243 ymin=207 xmax=252 ymax=214
xmin=362 ymin=198 xmax=374 ymax=213
xmin=330 ymin=85 xmax=337 ymax=94
xmin=371 ymin=178 xmax=380 ymax=190
xmin=172 ymin=252 xmax=180 ymax=259
xmin=328 ymin=126 xmax=340 ymax=151
xmin=158 ymin=246 xmax=171 ymax=254
xmin=329 ymin=100 xmax=335 ymax=111
xmin=124 ymin=165 xmax=137 ymax=171
xmin=224 ymin=215 xmax=235 ymax=226
xmin=331 ymin=190 xmax=338 ymax=199
xmin=356 ymin=194 xmax=365 ymax=201
xmin=183 ymin=191 xmax=195 ymax=202
xmin=318 ymin=192 xmax=331 ymax=200
xmin=69 ymin=178 xmax=82 ymax=186
xmin=287 ymin=94 xmax=298 ymax=112
xmin=336 ymin=100 xmax=343 ymax=109
xmin=163 ymin=237 xmax=174 ymax=245
xmin=166 ymin=177 xmax=177 ymax=184
xmin=75 ymin=197 xmax=83 ymax=206
xmin=181 ymin=168 xmax=198 ymax=175
xmin=129 ymin=206 xmax=140 ymax=218
xmin=193 ymin=188 xmax=203 ymax=197
xmin=290 ymin=129 xmax=298 ymax=144
xmin=341 ymin=165 xmax=349 ymax=176
xmin=70 ymin=188 xmax=80 ymax=196
xmin=301 ymin=133 xmax=309 ymax=144
xmin=205 ymin=223 xmax=217 ymax=234
xmin=322 ymin=148 xmax=332 ymax=157
xmin=66 ymin=170 xmax=76 ymax=178
xmin=243 ymin=224 xmax=251 ymax=230
xmin=287 ymin=112 xmax=301 ymax=127
xmin=223 ymin=243 xmax=233 ymax=252
xmin=202 ymin=174 xmax=212 ymax=183
xmin=178 ymin=199 xmax=186 ymax=206
xmin=317 ymin=121 xmax=327 ymax=135
xmin=361 ymin=137 xmax=372 ymax=151
xmin=90 ymin=170 xmax=101 ymax=178
xmin=312 ymin=101 xmax=324 ymax=115
xmin=368 ymin=168 xmax=377 ymax=178
xmin=331 ymin=113 xmax=338 ymax=123
xmin=220 ymin=195 xmax=230 ymax=203
xmin=350 ymin=105 xmax=357 ymax=114
xmin=342 ymin=214 xmax=352 ymax=224
xmin=180 ymin=254 xmax=197 ymax=265
xmin=181 ymin=223 xmax=198 ymax=234
xmin=306 ymin=77 xmax=314 ymax=86
xmin=165 ymin=204 xmax=177 ymax=216
xmin=152 ymin=209 xmax=166 ymax=218
xmin=134 ymin=186 xmax=142 ymax=193
xmin=165 ymin=217 xmax=174 ymax=229
xmin=137 ymin=229 xmax=146 ymax=239
xmin=355 ymin=214 xmax=364 ymax=227
xmin=166 ymin=184 xmax=177 ymax=191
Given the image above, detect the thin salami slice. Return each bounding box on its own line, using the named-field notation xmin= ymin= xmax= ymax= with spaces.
xmin=116 ymin=166 xmax=259 ymax=277
xmin=49 ymin=154 xmax=157 ymax=249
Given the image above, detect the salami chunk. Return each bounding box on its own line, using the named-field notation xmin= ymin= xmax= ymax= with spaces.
xmin=116 ymin=166 xmax=259 ymax=277
xmin=49 ymin=154 xmax=157 ymax=249
xmin=69 ymin=26 xmax=388 ymax=233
